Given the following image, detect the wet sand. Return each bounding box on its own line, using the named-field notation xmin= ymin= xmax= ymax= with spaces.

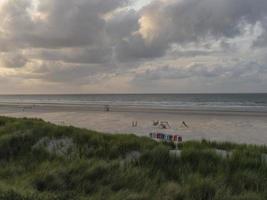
xmin=0 ymin=103 xmax=267 ymax=145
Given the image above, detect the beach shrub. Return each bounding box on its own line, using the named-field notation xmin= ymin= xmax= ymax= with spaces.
xmin=184 ymin=175 xmax=216 ymax=200
xmin=181 ymin=148 xmax=221 ymax=176
xmin=0 ymin=190 xmax=39 ymax=200
xmin=227 ymin=192 xmax=263 ymax=200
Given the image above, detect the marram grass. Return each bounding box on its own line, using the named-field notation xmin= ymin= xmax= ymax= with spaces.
xmin=0 ymin=116 xmax=267 ymax=200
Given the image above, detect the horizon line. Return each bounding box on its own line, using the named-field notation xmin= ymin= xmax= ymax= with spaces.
xmin=0 ymin=92 xmax=267 ymax=96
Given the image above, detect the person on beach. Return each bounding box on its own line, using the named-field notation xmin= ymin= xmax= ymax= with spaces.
xmin=182 ymin=121 xmax=189 ymax=128
xmin=104 ymin=105 xmax=110 ymax=112
xmin=153 ymin=120 xmax=159 ymax=126
xmin=132 ymin=121 xmax=138 ymax=127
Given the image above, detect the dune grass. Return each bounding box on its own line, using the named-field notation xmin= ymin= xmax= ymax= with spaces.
xmin=0 ymin=116 xmax=267 ymax=200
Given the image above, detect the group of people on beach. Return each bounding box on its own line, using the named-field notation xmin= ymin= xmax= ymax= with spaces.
xmin=103 ymin=105 xmax=189 ymax=129
xmin=131 ymin=120 xmax=189 ymax=129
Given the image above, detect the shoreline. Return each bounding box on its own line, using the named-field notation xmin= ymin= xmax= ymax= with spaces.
xmin=1 ymin=102 xmax=267 ymax=117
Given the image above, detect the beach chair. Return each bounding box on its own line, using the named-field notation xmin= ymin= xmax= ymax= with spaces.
xmin=159 ymin=121 xmax=171 ymax=129
xmin=153 ymin=120 xmax=159 ymax=126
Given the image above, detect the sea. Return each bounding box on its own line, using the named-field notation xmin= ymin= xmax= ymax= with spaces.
xmin=0 ymin=93 xmax=267 ymax=112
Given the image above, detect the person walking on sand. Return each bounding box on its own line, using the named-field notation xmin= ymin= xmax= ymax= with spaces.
xmin=104 ymin=105 xmax=110 ymax=112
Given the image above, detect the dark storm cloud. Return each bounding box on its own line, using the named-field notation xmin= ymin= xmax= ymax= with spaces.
xmin=115 ymin=34 xmax=168 ymax=62
xmin=0 ymin=0 xmax=129 ymax=49
xmin=117 ymin=0 xmax=267 ymax=61
xmin=164 ymin=0 xmax=267 ymax=41
xmin=106 ymin=9 xmax=139 ymax=42
xmin=1 ymin=0 xmax=267 ymax=61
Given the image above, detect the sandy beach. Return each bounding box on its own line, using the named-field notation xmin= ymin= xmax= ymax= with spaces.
xmin=0 ymin=103 xmax=267 ymax=145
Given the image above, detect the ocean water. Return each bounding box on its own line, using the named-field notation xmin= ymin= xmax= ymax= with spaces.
xmin=0 ymin=94 xmax=267 ymax=112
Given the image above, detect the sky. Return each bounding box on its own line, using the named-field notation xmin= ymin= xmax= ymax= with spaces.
xmin=0 ymin=0 xmax=267 ymax=94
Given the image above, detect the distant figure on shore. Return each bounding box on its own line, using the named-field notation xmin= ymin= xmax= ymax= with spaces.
xmin=104 ymin=105 xmax=110 ymax=112
xmin=181 ymin=121 xmax=189 ymax=128
xmin=132 ymin=121 xmax=138 ymax=127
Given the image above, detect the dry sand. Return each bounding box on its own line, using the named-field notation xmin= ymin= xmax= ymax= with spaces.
xmin=0 ymin=104 xmax=267 ymax=145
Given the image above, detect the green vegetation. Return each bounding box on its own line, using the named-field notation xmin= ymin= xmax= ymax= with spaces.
xmin=0 ymin=116 xmax=267 ymax=200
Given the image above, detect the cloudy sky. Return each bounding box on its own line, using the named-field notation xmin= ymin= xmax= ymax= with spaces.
xmin=0 ymin=0 xmax=267 ymax=94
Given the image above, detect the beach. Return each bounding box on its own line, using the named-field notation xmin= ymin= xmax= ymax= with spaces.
xmin=0 ymin=103 xmax=267 ymax=145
